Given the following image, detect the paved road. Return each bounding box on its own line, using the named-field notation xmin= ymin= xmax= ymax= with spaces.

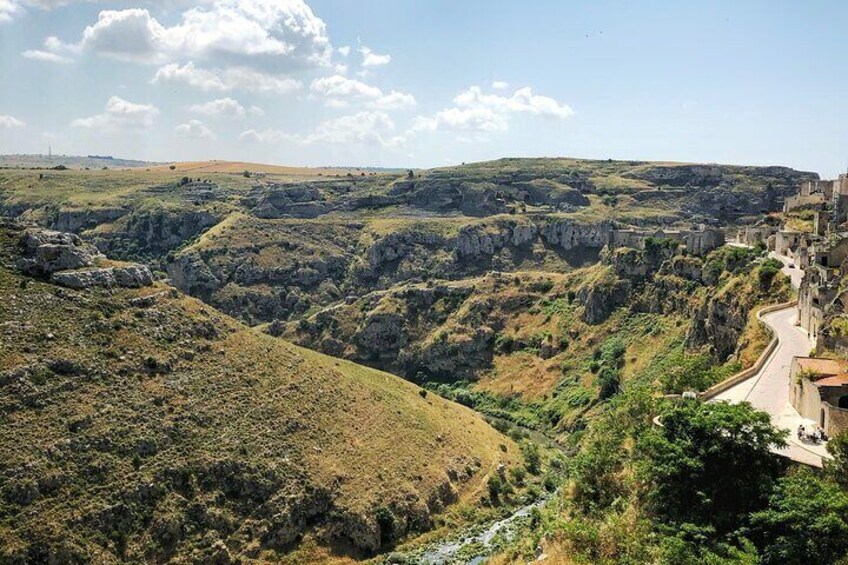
xmin=712 ymin=252 xmax=829 ymax=467
xmin=768 ymin=250 xmax=804 ymax=288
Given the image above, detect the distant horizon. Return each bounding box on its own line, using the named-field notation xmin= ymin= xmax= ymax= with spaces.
xmin=0 ymin=152 xmax=839 ymax=178
xmin=2 ymin=1 xmax=848 ymax=177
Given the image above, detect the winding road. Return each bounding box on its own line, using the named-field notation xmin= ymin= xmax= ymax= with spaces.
xmin=711 ymin=252 xmax=830 ymax=467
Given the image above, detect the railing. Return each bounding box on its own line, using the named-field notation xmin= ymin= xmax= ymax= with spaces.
xmin=701 ymin=299 xmax=799 ymax=400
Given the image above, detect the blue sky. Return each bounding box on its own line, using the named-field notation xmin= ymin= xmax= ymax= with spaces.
xmin=1 ymin=0 xmax=847 ymax=175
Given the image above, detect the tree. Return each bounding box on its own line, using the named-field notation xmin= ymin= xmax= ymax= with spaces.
xmin=750 ymin=469 xmax=848 ymax=564
xmin=637 ymin=401 xmax=786 ymax=532
xmin=825 ymin=430 xmax=848 ymax=489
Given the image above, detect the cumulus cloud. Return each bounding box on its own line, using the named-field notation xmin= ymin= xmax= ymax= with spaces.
xmin=53 ymin=0 xmax=332 ymax=71
xmin=175 ymin=119 xmax=216 ymax=139
xmin=238 ymin=128 xmax=290 ymax=143
xmin=21 ymin=49 xmax=72 ymax=63
xmin=492 ymin=80 xmax=509 ymax=90
xmin=0 ymin=114 xmax=25 ymax=128
xmin=337 ymin=45 xmax=350 ymax=57
xmin=2 ymin=0 xmax=86 ymax=23
xmin=359 ymin=45 xmax=390 ymax=67
xmin=21 ymin=36 xmax=75 ymax=63
xmin=0 ymin=0 xmax=23 ymax=23
xmin=310 ymin=74 xmax=415 ymax=110
xmin=413 ymin=85 xmax=573 ymax=133
xmin=302 ymin=111 xmax=405 ymax=146
xmin=240 ymin=111 xmax=405 ymax=147
xmin=70 ymin=96 xmax=159 ymax=130
xmin=152 ymin=62 xmax=302 ymax=94
xmin=188 ymin=97 xmax=247 ymax=118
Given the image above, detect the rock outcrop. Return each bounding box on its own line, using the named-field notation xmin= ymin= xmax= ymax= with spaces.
xmin=15 ymin=227 xmax=153 ymax=289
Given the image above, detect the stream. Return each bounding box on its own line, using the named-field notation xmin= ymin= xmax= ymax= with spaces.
xmin=411 ymin=493 xmax=552 ymax=564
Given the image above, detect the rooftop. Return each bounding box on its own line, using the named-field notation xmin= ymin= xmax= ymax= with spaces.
xmin=814 ymin=374 xmax=848 ymax=387
xmin=795 ymin=357 xmax=848 ymax=376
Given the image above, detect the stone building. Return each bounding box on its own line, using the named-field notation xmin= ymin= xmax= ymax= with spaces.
xmin=790 ymin=357 xmax=848 ymax=436
xmin=736 ymin=225 xmax=776 ymax=247
xmin=797 ymin=235 xmax=848 ymax=340
xmin=774 ymin=230 xmax=803 ymax=256
xmin=609 ymin=226 xmax=724 ymax=257
xmin=685 ymin=225 xmax=725 ymax=256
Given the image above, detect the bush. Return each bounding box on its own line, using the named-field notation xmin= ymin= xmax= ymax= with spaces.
xmin=521 ymin=442 xmax=541 ymax=475
xmin=487 ymin=475 xmax=503 ymax=502
xmin=637 ymin=401 xmax=786 ymax=533
xmin=597 ymin=367 xmax=620 ymax=400
xmin=750 ymin=469 xmax=848 ymax=564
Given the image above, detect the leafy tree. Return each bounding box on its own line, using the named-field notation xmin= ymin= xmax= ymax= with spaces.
xmin=659 ymin=351 xmax=735 ymax=394
xmin=597 ymin=366 xmax=620 ymax=400
xmin=750 ymin=469 xmax=848 ymax=564
xmin=521 ymin=441 xmax=541 ymax=475
xmin=637 ymin=401 xmax=786 ymax=532
xmin=825 ymin=430 xmax=848 ymax=489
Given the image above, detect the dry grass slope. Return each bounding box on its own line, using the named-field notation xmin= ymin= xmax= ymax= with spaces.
xmin=0 ymin=223 xmax=519 ymax=563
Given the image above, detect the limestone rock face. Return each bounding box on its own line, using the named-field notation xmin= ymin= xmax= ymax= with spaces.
xmin=17 ymin=228 xmax=99 ymax=275
xmin=50 ymin=268 xmax=117 ymax=289
xmin=49 ymin=264 xmax=154 ymax=289
xmin=33 ymin=243 xmax=97 ymax=274
xmin=17 ymin=227 xmax=154 ymax=289
xmin=166 ymin=252 xmax=221 ymax=295
xmin=540 ymin=219 xmax=612 ymax=250
xmin=114 ymin=264 xmax=155 ymax=287
xmin=578 ymin=277 xmax=631 ymax=324
xmin=48 ymin=207 xmax=127 ymax=233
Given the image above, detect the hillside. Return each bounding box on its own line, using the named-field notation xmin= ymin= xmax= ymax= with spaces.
xmin=0 ymin=157 xmax=816 ymax=329
xmin=0 ymin=154 xmax=157 ymax=170
xmin=0 ymin=220 xmax=522 ymax=563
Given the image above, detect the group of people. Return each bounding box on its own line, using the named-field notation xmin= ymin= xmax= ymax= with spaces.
xmin=797 ymin=423 xmax=828 ymax=443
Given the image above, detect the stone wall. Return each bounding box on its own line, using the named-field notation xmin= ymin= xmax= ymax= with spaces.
xmin=784 ymin=192 xmax=826 ymax=212
xmin=825 ymin=402 xmax=848 ymax=436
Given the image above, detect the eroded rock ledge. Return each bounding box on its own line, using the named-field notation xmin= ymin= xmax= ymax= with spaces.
xmin=15 ymin=227 xmax=153 ymax=289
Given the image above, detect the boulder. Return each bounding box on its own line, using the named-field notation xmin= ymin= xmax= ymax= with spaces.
xmin=17 ymin=228 xmax=99 ymax=275
xmin=50 ymin=268 xmax=116 ymax=289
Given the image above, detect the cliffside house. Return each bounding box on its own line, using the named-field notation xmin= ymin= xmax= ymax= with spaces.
xmin=609 ymin=225 xmax=724 ymax=257
xmin=737 ymin=225 xmax=775 ymax=247
xmin=790 ymin=356 xmax=848 ymax=436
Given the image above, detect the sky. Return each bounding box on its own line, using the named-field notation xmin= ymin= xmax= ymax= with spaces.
xmin=0 ymin=0 xmax=847 ymax=175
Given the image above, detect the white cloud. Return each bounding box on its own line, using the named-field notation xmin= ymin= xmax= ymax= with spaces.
xmin=152 ymin=62 xmax=302 ymax=94
xmin=71 ymin=96 xmax=159 ymax=130
xmin=1 ymin=0 xmax=80 ymax=23
xmin=492 ymin=80 xmax=509 ymax=90
xmin=175 ymin=119 xmax=216 ymax=139
xmin=0 ymin=114 xmax=25 ymax=128
xmin=188 ymin=97 xmax=246 ymax=117
xmin=77 ymin=8 xmax=168 ymax=63
xmin=240 ymin=111 xmax=405 ymax=147
xmin=302 ymin=111 xmax=404 ymax=146
xmin=238 ymin=128 xmax=290 ymax=143
xmin=57 ymin=0 xmax=332 ymax=71
xmin=311 ymin=74 xmax=381 ymax=99
xmin=21 ymin=35 xmax=76 ymax=63
xmin=372 ymin=90 xmax=416 ymax=110
xmin=360 ymin=45 xmax=390 ymax=67
xmin=0 ymin=0 xmax=23 ymax=23
xmin=412 ymin=85 xmax=573 ymax=133
xmin=21 ymin=49 xmax=72 ymax=63
xmin=248 ymin=105 xmax=265 ymax=116
xmin=337 ymin=45 xmax=350 ymax=57
xmin=309 ymin=74 xmax=415 ymax=110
